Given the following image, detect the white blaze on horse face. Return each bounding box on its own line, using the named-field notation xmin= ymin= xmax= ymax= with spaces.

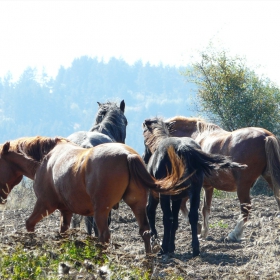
xmin=227 ymin=215 xmax=245 ymax=241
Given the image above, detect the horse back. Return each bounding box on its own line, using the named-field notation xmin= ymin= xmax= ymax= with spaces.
xmin=198 ymin=127 xmax=274 ymax=190
xmin=67 ymin=131 xmax=112 ymax=148
xmin=34 ymin=142 xmax=132 ymax=215
xmin=198 ymin=127 xmax=271 ymax=161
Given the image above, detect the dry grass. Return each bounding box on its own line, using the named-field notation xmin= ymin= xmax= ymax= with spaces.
xmin=1 ymin=183 xmax=280 ymax=279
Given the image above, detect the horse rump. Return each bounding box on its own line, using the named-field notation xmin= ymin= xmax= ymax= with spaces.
xmin=179 ymin=145 xmax=247 ymax=177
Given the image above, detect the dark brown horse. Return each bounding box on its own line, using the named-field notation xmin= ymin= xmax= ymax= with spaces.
xmin=142 ymin=117 xmax=246 ymax=256
xmin=0 ymin=137 xmax=187 ymax=254
xmin=165 ymin=116 xmax=280 ymax=241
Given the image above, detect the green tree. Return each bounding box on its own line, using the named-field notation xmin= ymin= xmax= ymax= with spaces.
xmin=182 ymin=45 xmax=280 ymax=133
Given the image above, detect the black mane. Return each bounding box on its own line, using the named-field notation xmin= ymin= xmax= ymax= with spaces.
xmin=143 ymin=116 xmax=173 ymax=153
xmin=90 ymin=101 xmax=127 ymax=143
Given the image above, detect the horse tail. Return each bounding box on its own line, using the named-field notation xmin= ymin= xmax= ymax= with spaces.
xmin=127 ymin=151 xmax=187 ymax=195
xmin=265 ymin=136 xmax=280 ymax=207
xmin=180 ymin=146 xmax=247 ymax=177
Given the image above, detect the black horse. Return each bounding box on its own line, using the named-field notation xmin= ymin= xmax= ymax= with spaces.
xmin=68 ymin=100 xmax=127 ymax=235
xmin=142 ymin=117 xmax=246 ymax=257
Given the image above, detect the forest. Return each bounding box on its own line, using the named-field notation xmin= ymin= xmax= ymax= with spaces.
xmin=0 ymin=57 xmax=196 ymax=154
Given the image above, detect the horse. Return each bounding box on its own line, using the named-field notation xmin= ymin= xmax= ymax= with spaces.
xmin=0 ymin=136 xmax=64 ymax=204
xmin=67 ymin=100 xmax=127 ymax=235
xmin=0 ymin=137 xmax=188 ymax=254
xmin=142 ymin=117 xmax=247 ymax=256
xmin=164 ymin=116 xmax=280 ymax=241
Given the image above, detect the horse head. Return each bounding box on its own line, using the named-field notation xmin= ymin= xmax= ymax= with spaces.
xmin=0 ymin=137 xmax=61 ymax=204
xmin=91 ymin=100 xmax=128 ymax=143
xmin=0 ymin=142 xmax=24 ymax=204
xmin=142 ymin=117 xmax=171 ymax=154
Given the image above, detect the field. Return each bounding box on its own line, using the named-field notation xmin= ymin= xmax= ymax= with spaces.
xmin=1 ymin=186 xmax=280 ymax=279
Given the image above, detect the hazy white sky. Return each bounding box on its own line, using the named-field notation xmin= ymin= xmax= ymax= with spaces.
xmin=1 ymin=0 xmax=280 ymax=84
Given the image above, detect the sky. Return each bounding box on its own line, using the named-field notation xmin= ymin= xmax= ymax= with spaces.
xmin=0 ymin=0 xmax=280 ymax=85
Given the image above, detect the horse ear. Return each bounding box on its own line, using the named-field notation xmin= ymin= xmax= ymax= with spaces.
xmin=120 ymin=100 xmax=125 ymax=112
xmin=97 ymin=102 xmax=101 ymax=107
xmin=1 ymin=142 xmax=10 ymax=155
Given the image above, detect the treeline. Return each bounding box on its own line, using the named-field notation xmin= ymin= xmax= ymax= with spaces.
xmin=0 ymin=57 xmax=196 ymax=153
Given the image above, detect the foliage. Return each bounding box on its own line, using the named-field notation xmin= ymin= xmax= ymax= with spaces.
xmin=209 ymin=220 xmax=228 ymax=229
xmin=0 ymin=245 xmax=50 ymax=279
xmin=182 ymin=44 xmax=280 ymax=133
xmin=0 ymin=238 xmax=104 ymax=279
xmin=0 ymin=236 xmax=158 ymax=279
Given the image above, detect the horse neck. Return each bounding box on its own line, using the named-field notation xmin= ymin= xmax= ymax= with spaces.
xmin=196 ymin=121 xmax=225 ymax=137
xmin=12 ymin=137 xmax=62 ymax=162
xmin=90 ymin=123 xmax=116 ymax=141
xmin=7 ymin=153 xmax=39 ymax=180
xmin=90 ymin=114 xmax=125 ymax=143
xmin=170 ymin=118 xmax=224 ymax=140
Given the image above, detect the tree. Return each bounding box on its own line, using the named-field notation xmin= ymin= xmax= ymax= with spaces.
xmin=182 ymin=45 xmax=280 ymax=133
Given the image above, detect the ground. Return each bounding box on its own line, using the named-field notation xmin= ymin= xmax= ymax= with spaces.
xmin=1 ymin=191 xmax=280 ymax=279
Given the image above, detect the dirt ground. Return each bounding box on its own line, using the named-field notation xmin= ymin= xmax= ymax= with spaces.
xmin=1 ymin=192 xmax=280 ymax=279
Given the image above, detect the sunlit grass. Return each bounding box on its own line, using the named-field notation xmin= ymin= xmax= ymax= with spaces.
xmin=0 ymin=237 xmax=157 ymax=279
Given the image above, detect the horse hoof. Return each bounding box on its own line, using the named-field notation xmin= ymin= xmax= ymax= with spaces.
xmin=198 ymin=233 xmax=207 ymax=240
xmin=192 ymin=249 xmax=200 ymax=257
xmin=226 ymin=232 xmax=242 ymax=242
xmin=157 ymin=249 xmax=168 ymax=257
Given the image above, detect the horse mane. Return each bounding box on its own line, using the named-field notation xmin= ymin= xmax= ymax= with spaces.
xmin=197 ymin=121 xmax=224 ymax=134
xmin=90 ymin=101 xmax=127 ymax=142
xmin=9 ymin=136 xmax=68 ymax=162
xmin=166 ymin=116 xmax=224 ymax=135
xmin=143 ymin=117 xmax=171 ymax=153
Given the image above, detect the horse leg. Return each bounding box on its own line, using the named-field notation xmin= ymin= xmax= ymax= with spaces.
xmin=26 ymin=199 xmax=55 ymax=232
xmin=85 ymin=216 xmax=94 ymax=236
xmin=123 ymin=198 xmax=152 ymax=254
xmin=200 ymin=186 xmax=213 ymax=239
xmin=71 ymin=214 xmax=82 ymax=229
xmin=180 ymin=197 xmax=189 ymax=225
xmin=189 ymin=184 xmax=201 ymax=257
xmin=227 ymin=189 xmax=251 ymax=242
xmin=146 ymin=193 xmax=159 ymax=238
xmin=159 ymin=194 xmax=172 ymax=255
xmin=169 ymin=199 xmax=182 ymax=254
xmin=86 ymin=211 xmax=112 ymax=237
xmin=94 ymin=210 xmax=111 ymax=244
xmin=60 ymin=210 xmax=73 ymax=233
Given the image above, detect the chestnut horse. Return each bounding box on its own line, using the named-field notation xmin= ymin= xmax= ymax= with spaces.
xmin=142 ymin=117 xmax=246 ymax=256
xmin=0 ymin=136 xmax=62 ymax=203
xmin=68 ymin=100 xmax=127 ymax=235
xmin=165 ymin=116 xmax=280 ymax=241
xmin=0 ymin=137 xmax=187 ymax=254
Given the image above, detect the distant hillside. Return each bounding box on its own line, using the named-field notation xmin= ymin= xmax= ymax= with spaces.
xmin=0 ymin=57 xmax=198 ymax=153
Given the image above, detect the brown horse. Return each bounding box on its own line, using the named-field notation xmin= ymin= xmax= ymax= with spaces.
xmin=165 ymin=116 xmax=280 ymax=241
xmin=0 ymin=136 xmax=63 ymax=203
xmin=0 ymin=137 xmax=187 ymax=254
